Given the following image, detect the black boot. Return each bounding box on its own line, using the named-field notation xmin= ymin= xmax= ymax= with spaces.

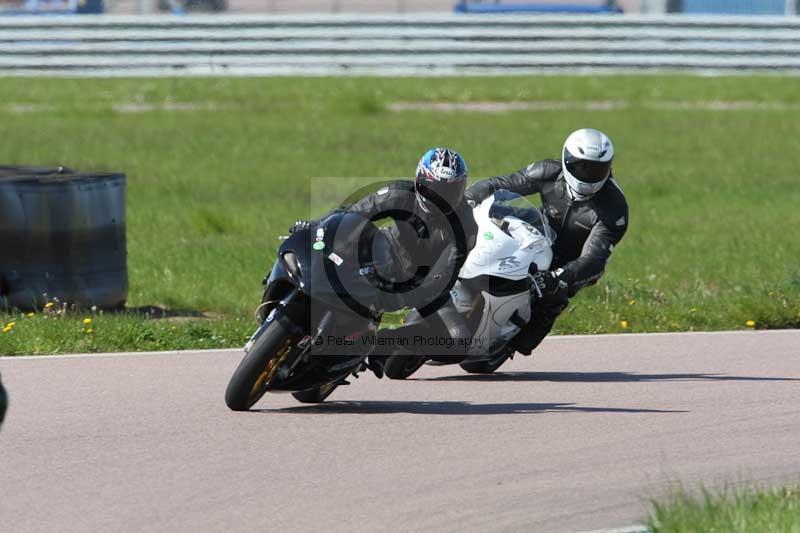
xmin=511 ymin=304 xmax=567 ymax=355
xmin=367 ymin=355 xmax=387 ymax=379
xmin=510 ymin=326 xmax=542 ymax=356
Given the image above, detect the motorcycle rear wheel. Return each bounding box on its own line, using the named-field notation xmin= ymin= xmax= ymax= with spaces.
xmin=459 ymin=347 xmax=514 ymax=374
xmin=225 ymin=318 xmax=296 ymax=411
xmin=292 ymin=382 xmax=339 ymax=403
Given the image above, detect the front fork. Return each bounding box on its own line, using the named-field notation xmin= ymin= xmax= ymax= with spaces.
xmin=244 ymin=288 xmax=299 ymax=353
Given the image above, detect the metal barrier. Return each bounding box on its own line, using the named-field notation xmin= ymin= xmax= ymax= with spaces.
xmin=1 ymin=14 xmax=799 ymax=75
xmin=454 ymin=1 xmax=622 ymax=14
xmin=681 ymin=0 xmax=795 ymax=15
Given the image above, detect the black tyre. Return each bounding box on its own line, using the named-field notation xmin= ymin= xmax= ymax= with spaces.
xmin=292 ymin=382 xmax=339 ymax=404
xmin=459 ymin=347 xmax=514 ymax=374
xmin=0 ymin=374 xmax=7 ymax=428
xmin=225 ymin=319 xmax=296 ymax=411
xmin=384 ymin=353 xmax=428 ymax=380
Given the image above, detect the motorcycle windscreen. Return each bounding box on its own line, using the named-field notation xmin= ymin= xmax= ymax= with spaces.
xmin=488 ymin=189 xmax=554 ymax=245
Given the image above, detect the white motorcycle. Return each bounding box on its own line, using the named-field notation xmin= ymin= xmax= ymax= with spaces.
xmin=383 ymin=190 xmax=554 ymax=379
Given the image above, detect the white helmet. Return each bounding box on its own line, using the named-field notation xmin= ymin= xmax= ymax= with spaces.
xmin=561 ymin=128 xmax=614 ymax=201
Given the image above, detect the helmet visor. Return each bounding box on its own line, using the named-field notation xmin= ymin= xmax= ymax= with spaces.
xmin=418 ymin=177 xmax=466 ymax=214
xmin=564 ymin=148 xmax=612 ymax=184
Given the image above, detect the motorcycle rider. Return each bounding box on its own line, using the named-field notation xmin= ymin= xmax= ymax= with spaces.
xmin=291 ymin=148 xmax=478 ymax=377
xmin=465 ymin=128 xmax=628 ymax=355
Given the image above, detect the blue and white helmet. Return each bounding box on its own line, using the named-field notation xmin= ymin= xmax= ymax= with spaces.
xmin=415 ymin=147 xmax=468 ymax=214
xmin=562 ymin=128 xmax=614 ymax=201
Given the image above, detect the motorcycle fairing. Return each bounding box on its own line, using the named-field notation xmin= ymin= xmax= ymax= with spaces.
xmin=460 ymin=193 xmax=553 ymax=281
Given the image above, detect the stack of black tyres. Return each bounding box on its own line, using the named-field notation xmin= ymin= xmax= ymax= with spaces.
xmin=0 ymin=166 xmax=127 ymax=311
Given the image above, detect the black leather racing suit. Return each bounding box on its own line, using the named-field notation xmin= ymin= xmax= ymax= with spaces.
xmin=465 ymin=159 xmax=629 ymax=354
xmin=343 ymin=180 xmax=478 ymax=345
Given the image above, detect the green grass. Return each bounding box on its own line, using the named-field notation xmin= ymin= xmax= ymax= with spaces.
xmin=647 ymin=485 xmax=800 ymax=533
xmin=0 ymin=310 xmax=252 ymax=354
xmin=1 ymin=75 xmax=799 ymax=354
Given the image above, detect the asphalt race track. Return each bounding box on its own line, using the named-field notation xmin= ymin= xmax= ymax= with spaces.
xmin=2 ymin=330 xmax=799 ymax=532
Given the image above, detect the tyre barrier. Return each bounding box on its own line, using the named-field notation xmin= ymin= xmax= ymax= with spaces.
xmin=0 ymin=166 xmax=127 ymax=311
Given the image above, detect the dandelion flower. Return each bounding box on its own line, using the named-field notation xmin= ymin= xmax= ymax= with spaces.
xmin=83 ymin=318 xmax=92 ymax=325
xmin=85 ymin=328 xmax=94 ymax=334
xmin=26 ymin=312 xmax=35 ymax=318
xmin=628 ymin=299 xmax=636 ymax=306
xmin=620 ymin=320 xmax=629 ymax=329
xmin=746 ymin=320 xmax=756 ymax=328
xmin=2 ymin=326 xmax=12 ymax=333
xmin=44 ymin=302 xmax=54 ymax=309
xmin=5 ymin=322 xmax=15 ymax=330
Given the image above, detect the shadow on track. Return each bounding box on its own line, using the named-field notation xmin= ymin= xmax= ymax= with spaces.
xmin=254 ymin=401 xmax=686 ymax=416
xmin=416 ymin=371 xmax=800 ymax=383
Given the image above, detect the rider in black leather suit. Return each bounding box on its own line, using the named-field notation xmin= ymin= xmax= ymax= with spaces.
xmin=292 ymin=148 xmax=478 ymax=375
xmin=465 ymin=128 xmax=629 ymax=354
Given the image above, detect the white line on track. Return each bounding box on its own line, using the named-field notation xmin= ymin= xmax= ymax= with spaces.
xmin=389 ymin=100 xmax=625 ymax=112
xmin=0 ymin=347 xmax=239 ymax=361
xmin=544 ymin=328 xmax=794 ymax=341
xmin=577 ymin=526 xmax=649 ymax=533
xmin=6 ymin=100 xmax=800 ymax=115
xmin=2 ymin=329 xmax=794 ymax=360
xmin=388 ymin=100 xmax=800 ymax=112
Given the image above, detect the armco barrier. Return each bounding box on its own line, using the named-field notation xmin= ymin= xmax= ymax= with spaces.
xmin=0 ymin=14 xmax=799 ymax=75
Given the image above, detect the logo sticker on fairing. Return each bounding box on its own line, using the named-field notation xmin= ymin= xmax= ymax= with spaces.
xmin=313 ymin=228 xmax=326 ymax=250
xmin=328 ymin=252 xmax=344 ymax=266
xmin=498 ymin=256 xmax=521 ymax=269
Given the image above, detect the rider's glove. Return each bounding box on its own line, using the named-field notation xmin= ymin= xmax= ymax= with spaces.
xmin=532 ymin=269 xmax=566 ymax=298
xmin=289 ymin=220 xmax=311 ymax=234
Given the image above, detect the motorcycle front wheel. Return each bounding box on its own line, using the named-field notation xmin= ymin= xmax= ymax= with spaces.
xmin=225 ymin=318 xmax=297 ymax=411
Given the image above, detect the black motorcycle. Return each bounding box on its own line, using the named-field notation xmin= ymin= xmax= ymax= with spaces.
xmin=224 ymin=212 xmax=397 ymax=411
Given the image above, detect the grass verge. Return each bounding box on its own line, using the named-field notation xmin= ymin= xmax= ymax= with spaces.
xmin=0 ymin=309 xmax=253 ymax=355
xmin=1 ymin=75 xmax=799 ymax=354
xmin=647 ymin=485 xmax=800 ymax=533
